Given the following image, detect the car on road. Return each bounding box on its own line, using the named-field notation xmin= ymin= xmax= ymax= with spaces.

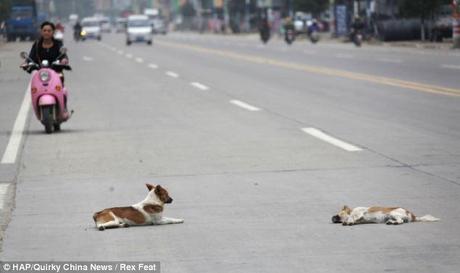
xmin=99 ymin=16 xmax=112 ymax=33
xmin=126 ymin=15 xmax=153 ymax=45
xmin=115 ymin=17 xmax=127 ymax=33
xmin=81 ymin=17 xmax=102 ymax=41
xmin=152 ymin=17 xmax=167 ymax=35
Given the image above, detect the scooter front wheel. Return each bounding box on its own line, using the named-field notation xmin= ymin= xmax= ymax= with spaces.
xmin=54 ymin=123 xmax=61 ymax=131
xmin=41 ymin=106 xmax=54 ymax=134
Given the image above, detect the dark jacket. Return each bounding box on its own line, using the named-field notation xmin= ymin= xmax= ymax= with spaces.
xmin=28 ymin=38 xmax=68 ymax=70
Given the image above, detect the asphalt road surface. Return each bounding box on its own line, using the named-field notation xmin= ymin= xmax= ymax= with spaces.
xmin=1 ymin=32 xmax=460 ymax=273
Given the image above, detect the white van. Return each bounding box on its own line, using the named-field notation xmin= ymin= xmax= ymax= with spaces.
xmin=81 ymin=17 xmax=102 ymax=41
xmin=126 ymin=15 xmax=153 ymax=45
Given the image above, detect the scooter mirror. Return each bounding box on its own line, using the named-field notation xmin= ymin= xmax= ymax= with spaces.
xmin=20 ymin=52 xmax=28 ymax=59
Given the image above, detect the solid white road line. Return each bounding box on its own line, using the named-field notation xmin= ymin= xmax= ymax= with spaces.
xmin=230 ymin=100 xmax=261 ymax=112
xmin=135 ymin=57 xmax=144 ymax=63
xmin=1 ymin=83 xmax=31 ymax=164
xmin=166 ymin=71 xmax=179 ymax=78
xmin=190 ymin=82 xmax=209 ymax=90
xmin=441 ymin=64 xmax=460 ymax=70
xmin=0 ymin=183 xmax=10 ymax=210
xmin=148 ymin=63 xmax=159 ymax=69
xmin=83 ymin=56 xmax=93 ymax=61
xmin=302 ymin=128 xmax=362 ymax=152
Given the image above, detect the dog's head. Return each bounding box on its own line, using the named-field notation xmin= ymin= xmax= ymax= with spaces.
xmin=146 ymin=184 xmax=173 ymax=204
xmin=332 ymin=206 xmax=352 ymax=223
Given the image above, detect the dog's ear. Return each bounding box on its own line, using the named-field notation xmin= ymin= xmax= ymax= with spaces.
xmin=342 ymin=206 xmax=351 ymax=213
xmin=146 ymin=183 xmax=155 ymax=192
xmin=154 ymin=185 xmax=163 ymax=194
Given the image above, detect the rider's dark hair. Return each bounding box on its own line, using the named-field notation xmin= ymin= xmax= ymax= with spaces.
xmin=40 ymin=21 xmax=56 ymax=30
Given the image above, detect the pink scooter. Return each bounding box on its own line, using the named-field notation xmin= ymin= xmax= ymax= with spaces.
xmin=20 ymin=48 xmax=72 ymax=134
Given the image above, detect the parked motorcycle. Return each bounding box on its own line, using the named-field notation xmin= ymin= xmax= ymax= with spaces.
xmin=260 ymin=28 xmax=270 ymax=44
xmin=307 ymin=22 xmax=320 ymax=44
xmin=309 ymin=30 xmax=320 ymax=44
xmin=284 ymin=28 xmax=295 ymax=45
xmin=20 ymin=48 xmax=72 ymax=134
xmin=351 ymin=29 xmax=363 ymax=47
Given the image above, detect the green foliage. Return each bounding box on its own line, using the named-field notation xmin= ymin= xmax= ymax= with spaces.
xmin=181 ymin=1 xmax=196 ymax=17
xmin=0 ymin=0 xmax=12 ymax=22
xmin=398 ymin=0 xmax=452 ymax=18
xmin=293 ymin=0 xmax=330 ymax=16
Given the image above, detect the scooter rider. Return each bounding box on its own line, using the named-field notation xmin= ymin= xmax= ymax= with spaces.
xmin=258 ymin=16 xmax=270 ymax=43
xmin=350 ymin=16 xmax=365 ymax=40
xmin=21 ymin=21 xmax=70 ymax=113
xmin=307 ymin=19 xmax=319 ymax=36
xmin=283 ymin=16 xmax=295 ymax=44
xmin=22 ymin=21 xmax=69 ymax=81
xmin=73 ymin=21 xmax=82 ymax=41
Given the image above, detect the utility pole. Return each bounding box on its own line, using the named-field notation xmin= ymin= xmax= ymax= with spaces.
xmin=453 ymin=0 xmax=460 ymax=48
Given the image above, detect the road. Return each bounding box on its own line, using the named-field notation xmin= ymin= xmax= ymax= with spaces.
xmin=1 ymin=32 xmax=460 ymax=273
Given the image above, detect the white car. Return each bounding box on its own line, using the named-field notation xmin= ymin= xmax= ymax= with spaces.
xmin=126 ymin=15 xmax=153 ymax=45
xmin=81 ymin=17 xmax=102 ymax=41
xmin=115 ymin=17 xmax=127 ymax=33
xmin=99 ymin=17 xmax=112 ymax=33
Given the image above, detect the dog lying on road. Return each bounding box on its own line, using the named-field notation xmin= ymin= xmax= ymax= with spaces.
xmin=93 ymin=184 xmax=184 ymax=231
xmin=332 ymin=206 xmax=439 ymax=226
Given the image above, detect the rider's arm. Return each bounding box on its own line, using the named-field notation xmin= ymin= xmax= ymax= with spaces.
xmin=27 ymin=41 xmax=39 ymax=64
xmin=55 ymin=40 xmax=69 ymax=64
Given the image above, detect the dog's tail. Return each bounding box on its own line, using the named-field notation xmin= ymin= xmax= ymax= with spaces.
xmin=415 ymin=215 xmax=440 ymax=222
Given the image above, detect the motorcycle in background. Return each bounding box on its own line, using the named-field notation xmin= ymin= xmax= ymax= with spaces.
xmin=20 ymin=48 xmax=72 ymax=134
xmin=285 ymin=28 xmax=295 ymax=45
xmin=350 ymin=29 xmax=363 ymax=47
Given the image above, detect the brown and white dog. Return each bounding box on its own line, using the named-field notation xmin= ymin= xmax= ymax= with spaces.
xmin=332 ymin=206 xmax=439 ymax=226
xmin=93 ymin=184 xmax=184 ymax=231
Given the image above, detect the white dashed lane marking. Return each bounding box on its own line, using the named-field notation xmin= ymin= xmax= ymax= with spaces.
xmin=302 ymin=128 xmax=362 ymax=152
xmin=378 ymin=58 xmax=403 ymax=64
xmin=441 ymin=64 xmax=460 ymax=70
xmin=166 ymin=71 xmax=179 ymax=78
xmin=190 ymin=82 xmax=209 ymax=90
xmin=230 ymin=100 xmax=261 ymax=112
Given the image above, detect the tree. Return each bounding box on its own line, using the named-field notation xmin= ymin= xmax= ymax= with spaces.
xmin=0 ymin=0 xmax=12 ymax=23
xmin=293 ymin=0 xmax=329 ymax=16
xmin=398 ymin=0 xmax=452 ymax=41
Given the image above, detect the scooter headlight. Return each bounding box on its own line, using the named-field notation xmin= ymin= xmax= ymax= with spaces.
xmin=39 ymin=71 xmax=50 ymax=82
xmin=81 ymin=30 xmax=87 ymax=36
